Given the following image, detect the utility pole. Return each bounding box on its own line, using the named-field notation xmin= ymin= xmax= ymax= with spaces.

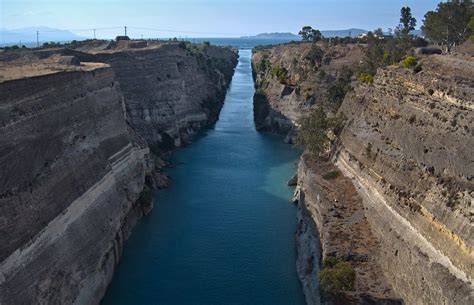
xmin=124 ymin=26 xmax=127 ymax=36
xmin=93 ymin=29 xmax=96 ymax=39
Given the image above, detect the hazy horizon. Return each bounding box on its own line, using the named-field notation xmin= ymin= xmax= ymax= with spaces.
xmin=2 ymin=0 xmax=440 ymax=39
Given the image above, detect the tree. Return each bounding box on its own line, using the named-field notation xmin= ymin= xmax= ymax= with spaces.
xmin=397 ymin=6 xmax=417 ymax=39
xmin=422 ymin=0 xmax=474 ymax=52
xmin=299 ymin=26 xmax=323 ymax=43
xmin=374 ymin=28 xmax=384 ymax=38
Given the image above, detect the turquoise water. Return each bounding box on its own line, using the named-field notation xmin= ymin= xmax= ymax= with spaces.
xmin=101 ymin=49 xmax=305 ymax=305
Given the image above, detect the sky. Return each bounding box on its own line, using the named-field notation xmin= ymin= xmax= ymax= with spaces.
xmin=1 ymin=0 xmax=441 ymax=38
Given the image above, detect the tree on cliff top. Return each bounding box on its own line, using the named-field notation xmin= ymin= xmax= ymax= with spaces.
xmin=299 ymin=26 xmax=322 ymax=43
xmin=422 ymin=0 xmax=474 ymax=52
xmin=396 ymin=6 xmax=417 ymax=39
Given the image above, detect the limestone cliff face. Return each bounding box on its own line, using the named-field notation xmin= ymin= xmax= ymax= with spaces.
xmin=253 ymin=43 xmax=473 ymax=305
xmin=93 ymin=44 xmax=238 ymax=150
xmin=0 ymin=43 xmax=237 ymax=305
xmin=336 ymin=54 xmax=473 ymax=304
xmin=0 ymin=67 xmax=151 ymax=305
xmin=252 ymin=42 xmax=364 ymax=139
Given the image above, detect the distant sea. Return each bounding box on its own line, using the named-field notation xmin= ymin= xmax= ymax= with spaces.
xmin=189 ymin=37 xmax=298 ymax=48
xmin=1 ymin=37 xmax=297 ymax=48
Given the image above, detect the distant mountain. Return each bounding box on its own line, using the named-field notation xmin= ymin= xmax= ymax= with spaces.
xmin=0 ymin=26 xmax=85 ymax=45
xmin=241 ymin=29 xmax=370 ymax=40
xmin=240 ymin=32 xmax=300 ymax=40
xmin=321 ymin=28 xmax=368 ymax=38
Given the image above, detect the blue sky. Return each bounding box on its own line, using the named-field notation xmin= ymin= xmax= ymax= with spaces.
xmin=1 ymin=0 xmax=441 ymax=38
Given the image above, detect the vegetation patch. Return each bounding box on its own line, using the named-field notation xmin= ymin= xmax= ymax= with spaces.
xmin=357 ymin=73 xmax=374 ymax=84
xmin=271 ymin=65 xmax=288 ymax=84
xmin=297 ymin=107 xmax=330 ymax=158
xmin=402 ymin=55 xmax=418 ymax=68
xmin=323 ymin=170 xmax=340 ymax=180
xmin=319 ymin=257 xmax=356 ymax=296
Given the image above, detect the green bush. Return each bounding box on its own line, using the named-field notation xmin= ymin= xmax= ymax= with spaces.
xmin=323 ymin=170 xmax=340 ymax=180
xmin=297 ymin=106 xmax=329 ymax=158
xmin=357 ymin=73 xmax=374 ymax=83
xmin=402 ymin=55 xmax=417 ymax=68
xmin=305 ymin=44 xmax=324 ymax=66
xmin=256 ymin=56 xmax=270 ymax=74
xmin=319 ymin=259 xmax=356 ymax=296
xmin=271 ymin=65 xmax=288 ymax=84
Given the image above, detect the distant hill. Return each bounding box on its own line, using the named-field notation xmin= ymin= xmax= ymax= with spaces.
xmin=0 ymin=26 xmax=85 ymax=45
xmin=242 ymin=29 xmax=370 ymax=40
xmin=240 ymin=32 xmax=300 ymax=40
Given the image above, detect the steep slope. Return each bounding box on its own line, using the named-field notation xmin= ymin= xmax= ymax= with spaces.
xmin=0 ymin=43 xmax=237 ymax=305
xmin=336 ymin=54 xmax=473 ymax=304
xmin=252 ymin=42 xmax=364 ymax=139
xmin=253 ymin=42 xmax=473 ymax=305
xmin=92 ymin=44 xmax=237 ymax=150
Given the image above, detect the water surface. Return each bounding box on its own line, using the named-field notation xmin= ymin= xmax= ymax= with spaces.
xmin=101 ymin=49 xmax=305 ymax=305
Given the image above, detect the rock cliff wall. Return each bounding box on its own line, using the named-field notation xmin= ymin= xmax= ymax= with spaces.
xmin=0 ymin=43 xmax=237 ymax=305
xmin=252 ymin=42 xmax=364 ymax=140
xmin=253 ymin=43 xmax=473 ymax=304
xmin=92 ymin=44 xmax=237 ymax=150
xmin=335 ymin=54 xmax=473 ymax=304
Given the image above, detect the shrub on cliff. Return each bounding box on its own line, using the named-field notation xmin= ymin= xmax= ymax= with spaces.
xmin=271 ymin=65 xmax=288 ymax=84
xmin=297 ymin=106 xmax=330 ymax=158
xmin=402 ymin=55 xmax=417 ymax=68
xmin=357 ymin=73 xmax=374 ymax=83
xmin=319 ymin=258 xmax=356 ymax=296
xmin=305 ymin=44 xmax=324 ymax=66
xmin=255 ymin=54 xmax=270 ymax=74
xmin=327 ymin=66 xmax=353 ymax=106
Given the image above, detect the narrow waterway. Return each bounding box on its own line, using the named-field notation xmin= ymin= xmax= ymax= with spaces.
xmin=101 ymin=49 xmax=306 ymax=305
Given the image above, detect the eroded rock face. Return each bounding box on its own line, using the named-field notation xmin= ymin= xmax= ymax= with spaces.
xmin=253 ymin=43 xmax=474 ymax=305
xmin=0 ymin=67 xmax=151 ymax=304
xmin=0 ymin=43 xmax=237 ymax=305
xmin=93 ymin=44 xmax=238 ymax=150
xmin=296 ymin=157 xmax=402 ymax=305
xmin=336 ymin=54 xmax=474 ymax=304
xmin=252 ymin=42 xmax=365 ymax=137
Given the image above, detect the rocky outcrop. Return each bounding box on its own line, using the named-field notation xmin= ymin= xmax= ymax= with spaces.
xmin=0 ymin=43 xmax=237 ymax=305
xmin=253 ymin=43 xmax=474 ymax=305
